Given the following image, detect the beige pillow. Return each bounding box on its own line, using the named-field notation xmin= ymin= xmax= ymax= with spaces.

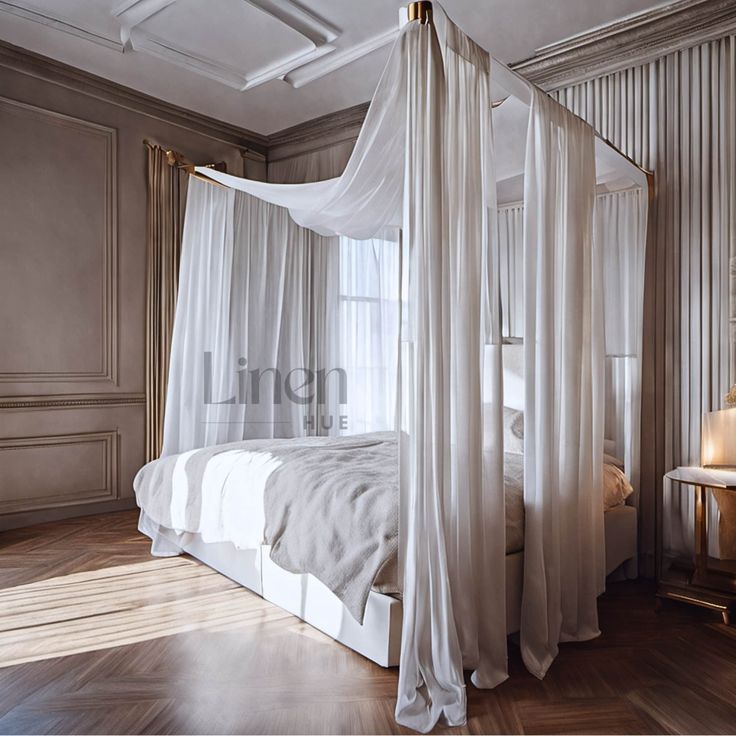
xmin=603 ymin=452 xmax=625 ymax=469
xmin=603 ymin=463 xmax=634 ymax=509
xmin=503 ymin=407 xmax=524 ymax=454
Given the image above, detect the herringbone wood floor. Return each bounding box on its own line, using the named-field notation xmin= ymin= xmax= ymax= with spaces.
xmin=2 ymin=511 xmax=736 ymax=734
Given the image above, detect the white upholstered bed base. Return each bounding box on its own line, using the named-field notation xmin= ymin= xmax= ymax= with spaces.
xmin=144 ymin=504 xmax=637 ymax=668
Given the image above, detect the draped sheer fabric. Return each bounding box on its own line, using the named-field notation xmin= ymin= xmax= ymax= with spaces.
xmin=521 ymin=89 xmax=605 ymax=678
xmin=196 ymin=28 xmax=408 ymax=240
xmin=157 ymin=7 xmax=647 ymax=732
xmin=596 ymin=189 xmax=648 ymax=498
xmin=494 ymin=190 xmax=647 ymax=494
xmin=394 ymin=21 xmax=467 ymax=729
xmin=442 ymin=16 xmax=507 ymax=694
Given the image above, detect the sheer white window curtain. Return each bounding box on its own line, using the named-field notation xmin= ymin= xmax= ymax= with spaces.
xmin=338 ymin=235 xmax=401 ymax=434
xmin=162 ymin=183 xmax=334 ymax=453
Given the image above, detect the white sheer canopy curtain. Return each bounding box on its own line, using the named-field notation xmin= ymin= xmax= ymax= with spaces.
xmin=521 ymin=89 xmax=605 ymax=678
xmin=395 ymin=14 xmax=506 ymax=732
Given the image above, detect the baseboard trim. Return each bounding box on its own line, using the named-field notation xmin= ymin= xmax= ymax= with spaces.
xmin=0 ymin=496 xmax=138 ymax=531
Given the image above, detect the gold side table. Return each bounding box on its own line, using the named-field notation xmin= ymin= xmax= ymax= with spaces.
xmin=659 ymin=466 xmax=736 ymax=624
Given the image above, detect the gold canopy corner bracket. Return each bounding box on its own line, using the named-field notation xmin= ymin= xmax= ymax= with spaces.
xmin=408 ymin=1 xmax=432 ymax=24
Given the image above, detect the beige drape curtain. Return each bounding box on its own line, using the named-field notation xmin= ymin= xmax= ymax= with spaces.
xmin=732 ymin=252 xmax=736 ymax=383
xmin=554 ymin=34 xmax=736 ymax=571
xmin=145 ymin=144 xmax=187 ymax=462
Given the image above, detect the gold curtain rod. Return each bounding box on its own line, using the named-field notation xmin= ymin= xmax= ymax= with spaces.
xmin=142 ymin=139 xmax=228 ymax=182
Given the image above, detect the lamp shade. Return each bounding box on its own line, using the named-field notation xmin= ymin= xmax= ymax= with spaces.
xmin=702 ymin=408 xmax=736 ymax=468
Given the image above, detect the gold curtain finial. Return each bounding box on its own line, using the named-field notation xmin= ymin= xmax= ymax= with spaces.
xmin=408 ymin=1 xmax=432 ymax=24
xmin=160 ymin=146 xmax=226 ymax=176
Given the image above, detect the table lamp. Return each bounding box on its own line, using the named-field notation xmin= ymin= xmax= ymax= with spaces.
xmin=702 ymin=385 xmax=736 ymax=468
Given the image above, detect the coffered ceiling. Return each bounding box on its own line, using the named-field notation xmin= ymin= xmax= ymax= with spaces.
xmin=0 ymin=0 xmax=668 ymax=135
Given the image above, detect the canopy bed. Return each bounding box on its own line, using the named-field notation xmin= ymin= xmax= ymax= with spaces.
xmin=133 ymin=2 xmax=650 ymax=731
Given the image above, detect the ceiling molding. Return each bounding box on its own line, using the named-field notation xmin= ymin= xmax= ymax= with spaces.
xmin=0 ymin=0 xmax=123 ymax=52
xmin=268 ymin=101 xmax=368 ymax=162
xmin=510 ymin=0 xmax=736 ymax=90
xmin=245 ymin=0 xmax=338 ymax=46
xmin=113 ymin=0 xmax=340 ymax=92
xmin=113 ymin=0 xmax=338 ymax=47
xmin=2 ymin=0 xmax=396 ymax=97
xmin=112 ymin=0 xmax=176 ymax=48
xmin=0 ymin=39 xmax=268 ymax=152
xmin=284 ymin=28 xmax=398 ymax=89
xmin=127 ymin=28 xmax=334 ymax=91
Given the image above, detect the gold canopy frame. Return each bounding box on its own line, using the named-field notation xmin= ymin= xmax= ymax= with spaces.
xmin=408 ymin=1 xmax=433 ymax=24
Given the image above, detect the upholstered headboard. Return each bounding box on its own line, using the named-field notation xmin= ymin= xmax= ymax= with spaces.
xmin=502 ymin=344 xmax=524 ymax=411
xmin=483 ymin=344 xmax=525 ymax=410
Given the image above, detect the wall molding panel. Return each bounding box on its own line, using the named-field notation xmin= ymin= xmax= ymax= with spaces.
xmin=0 ymin=394 xmax=146 ymax=410
xmin=511 ymin=0 xmax=736 ymax=90
xmin=0 ymin=430 xmax=119 ymax=515
xmin=0 ymin=19 xmax=258 ymax=528
xmin=0 ymin=95 xmax=118 ymax=385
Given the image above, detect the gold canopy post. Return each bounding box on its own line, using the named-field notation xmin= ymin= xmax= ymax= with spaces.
xmin=408 ymin=1 xmax=432 ymax=24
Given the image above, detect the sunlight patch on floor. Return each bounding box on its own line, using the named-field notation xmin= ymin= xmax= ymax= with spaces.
xmin=0 ymin=557 xmax=288 ymax=667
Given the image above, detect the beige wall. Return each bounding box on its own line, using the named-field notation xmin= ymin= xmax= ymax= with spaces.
xmin=0 ymin=43 xmax=264 ymax=530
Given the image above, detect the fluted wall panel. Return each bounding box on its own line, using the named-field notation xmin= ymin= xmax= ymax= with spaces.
xmin=553 ymin=35 xmax=736 ymax=566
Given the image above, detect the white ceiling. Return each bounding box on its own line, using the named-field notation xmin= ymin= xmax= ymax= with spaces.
xmin=0 ymin=0 xmax=666 ymax=135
